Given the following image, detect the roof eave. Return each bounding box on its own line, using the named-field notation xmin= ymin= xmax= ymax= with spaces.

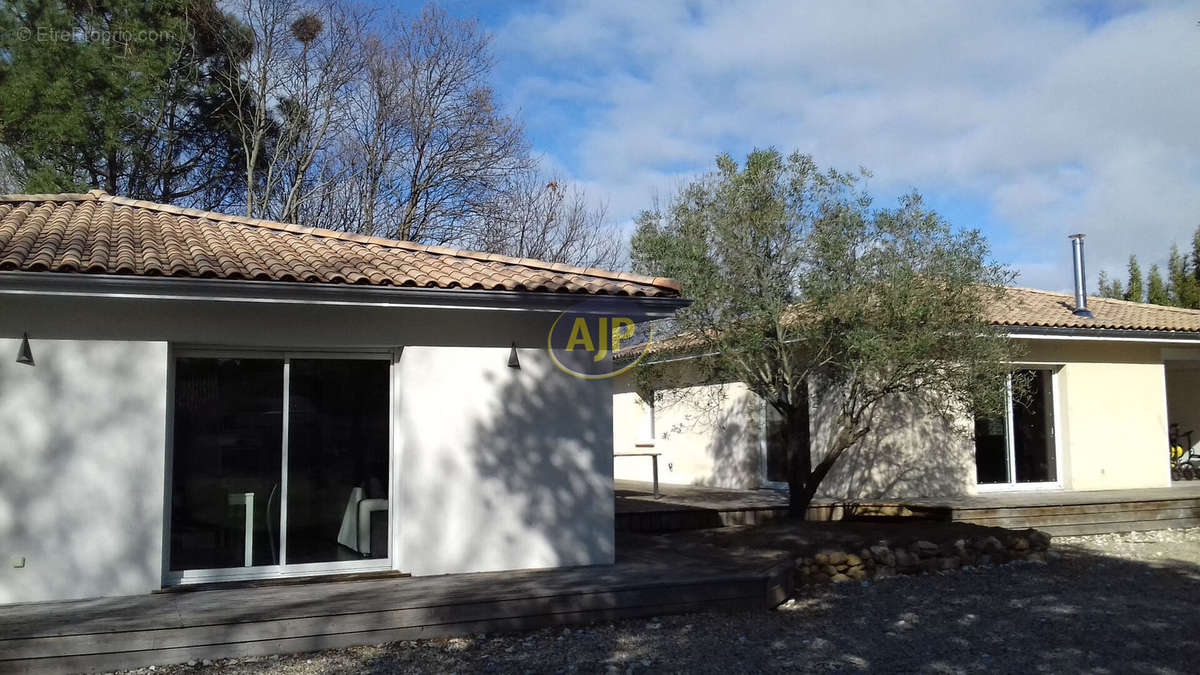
xmin=1006 ymin=324 xmax=1200 ymax=343
xmin=0 ymin=271 xmax=691 ymax=319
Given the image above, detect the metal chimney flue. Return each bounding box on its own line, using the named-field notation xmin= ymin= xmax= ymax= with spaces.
xmin=1069 ymin=234 xmax=1092 ymax=318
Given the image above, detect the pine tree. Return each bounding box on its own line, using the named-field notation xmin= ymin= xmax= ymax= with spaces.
xmin=1148 ymin=264 xmax=1170 ymax=305
xmin=1126 ymin=255 xmax=1144 ymax=303
xmin=1098 ymin=271 xmax=1124 ymax=299
xmin=0 ymin=0 xmax=245 ymax=206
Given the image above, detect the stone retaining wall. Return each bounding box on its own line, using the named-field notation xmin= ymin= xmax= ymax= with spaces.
xmin=795 ymin=529 xmax=1054 ymax=584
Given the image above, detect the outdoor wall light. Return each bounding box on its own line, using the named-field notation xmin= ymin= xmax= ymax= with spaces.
xmin=16 ymin=333 xmax=34 ymax=366
xmin=507 ymin=342 xmax=521 ymax=369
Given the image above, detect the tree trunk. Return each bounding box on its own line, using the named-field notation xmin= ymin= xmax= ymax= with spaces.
xmin=785 ymin=388 xmax=812 ymax=518
xmin=794 ymin=439 xmax=853 ymax=516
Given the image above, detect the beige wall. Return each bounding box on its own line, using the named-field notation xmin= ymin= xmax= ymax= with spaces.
xmin=612 ymin=368 xmax=764 ymax=489
xmin=0 ymin=339 xmax=168 ymax=604
xmin=617 ymin=338 xmax=1178 ymax=498
xmin=1025 ymin=340 xmax=1170 ymax=491
xmin=811 ymin=387 xmax=977 ymax=499
xmin=396 ymin=347 xmax=614 ymax=576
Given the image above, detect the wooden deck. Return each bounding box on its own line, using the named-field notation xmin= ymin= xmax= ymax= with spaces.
xmin=615 ymin=479 xmax=1200 ymax=536
xmin=615 ymin=481 xmax=791 ymax=532
xmin=0 ymin=537 xmax=791 ymax=674
xmin=904 ymin=483 xmax=1200 ymax=535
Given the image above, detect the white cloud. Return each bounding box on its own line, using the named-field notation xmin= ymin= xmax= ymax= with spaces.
xmin=494 ymin=0 xmax=1200 ymax=290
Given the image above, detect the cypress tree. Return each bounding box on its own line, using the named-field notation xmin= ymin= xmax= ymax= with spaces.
xmin=1098 ymin=271 xmax=1124 ymax=299
xmin=1168 ymin=244 xmax=1200 ymax=308
xmin=1192 ymin=225 xmax=1200 ymax=283
xmin=1148 ymin=264 xmax=1170 ymax=305
xmin=1125 ymin=255 xmax=1144 ymax=303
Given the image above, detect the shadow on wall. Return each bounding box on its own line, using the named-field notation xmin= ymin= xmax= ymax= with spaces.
xmin=470 ymin=355 xmax=613 ymax=569
xmin=397 ymin=347 xmax=613 ymax=576
xmin=649 ymin=379 xmax=764 ymax=490
xmin=0 ymin=340 xmax=167 ymax=603
xmin=702 ymin=389 xmax=763 ymax=489
xmin=813 ymin=388 xmax=975 ymax=500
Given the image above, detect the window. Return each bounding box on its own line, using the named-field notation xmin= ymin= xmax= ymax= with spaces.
xmin=638 ymin=391 xmax=656 ymax=443
xmin=763 ymin=403 xmax=790 ymax=484
xmin=974 ymin=369 xmax=1057 ymax=486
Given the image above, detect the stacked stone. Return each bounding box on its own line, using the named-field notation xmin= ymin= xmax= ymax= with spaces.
xmin=794 ymin=529 xmax=1053 ymax=585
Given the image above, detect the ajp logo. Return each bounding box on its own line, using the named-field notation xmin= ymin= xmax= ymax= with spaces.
xmin=546 ymin=298 xmax=654 ymax=379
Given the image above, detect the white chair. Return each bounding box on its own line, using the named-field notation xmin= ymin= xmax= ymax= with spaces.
xmin=337 ymin=487 xmax=388 ymax=556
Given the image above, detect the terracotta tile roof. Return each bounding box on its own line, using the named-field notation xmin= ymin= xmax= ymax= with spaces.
xmin=0 ymin=191 xmax=682 ymax=297
xmin=991 ymin=286 xmax=1200 ymax=333
xmin=617 ymin=285 xmax=1200 ymax=360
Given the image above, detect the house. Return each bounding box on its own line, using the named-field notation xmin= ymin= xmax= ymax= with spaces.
xmin=0 ymin=190 xmax=686 ymax=605
xmin=614 ymin=277 xmax=1200 ymax=500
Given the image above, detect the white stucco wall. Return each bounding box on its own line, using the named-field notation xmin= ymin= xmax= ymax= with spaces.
xmin=395 ymin=346 xmax=614 ymax=576
xmin=0 ymin=290 xmax=626 ymax=602
xmin=0 ymin=339 xmax=167 ymax=604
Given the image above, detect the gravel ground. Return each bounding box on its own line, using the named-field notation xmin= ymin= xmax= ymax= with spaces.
xmin=120 ymin=528 xmax=1200 ymax=675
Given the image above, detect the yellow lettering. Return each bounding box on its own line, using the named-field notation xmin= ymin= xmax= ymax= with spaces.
xmin=566 ymin=318 xmax=594 ymax=352
xmin=594 ymin=317 xmax=609 ymax=361
xmin=611 ymin=317 xmax=635 ymax=353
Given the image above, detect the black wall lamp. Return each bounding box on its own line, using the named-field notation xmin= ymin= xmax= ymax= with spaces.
xmin=16 ymin=332 xmax=34 ymax=366
xmin=507 ymin=342 xmax=520 ymax=369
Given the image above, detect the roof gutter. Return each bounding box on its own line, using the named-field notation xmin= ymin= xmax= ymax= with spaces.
xmin=1006 ymin=325 xmax=1200 ymax=344
xmin=0 ymin=271 xmax=691 ymax=319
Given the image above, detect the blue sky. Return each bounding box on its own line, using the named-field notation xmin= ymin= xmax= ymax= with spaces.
xmin=428 ymin=0 xmax=1199 ymax=292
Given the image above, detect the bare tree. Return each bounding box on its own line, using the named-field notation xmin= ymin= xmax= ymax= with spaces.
xmin=215 ymin=0 xmax=364 ymax=222
xmin=212 ymin=0 xmax=621 ymax=269
xmin=471 ymin=172 xmax=624 ymax=269
xmin=296 ymin=4 xmax=531 ymax=243
xmin=334 ymin=30 xmax=406 ymax=236
xmin=385 ymin=5 xmax=531 ymax=243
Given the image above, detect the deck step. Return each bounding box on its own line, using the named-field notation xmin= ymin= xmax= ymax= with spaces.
xmin=0 ymin=558 xmax=793 ymax=675
xmin=616 ymin=506 xmax=792 ymax=533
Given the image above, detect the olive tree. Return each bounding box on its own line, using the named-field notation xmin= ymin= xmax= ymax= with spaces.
xmin=631 ymin=149 xmax=1018 ymax=516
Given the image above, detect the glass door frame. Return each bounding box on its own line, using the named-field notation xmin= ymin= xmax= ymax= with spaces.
xmin=162 ymin=346 xmax=397 ymax=586
xmin=758 ymin=398 xmax=790 ymax=490
xmin=975 ymin=365 xmax=1065 ymax=493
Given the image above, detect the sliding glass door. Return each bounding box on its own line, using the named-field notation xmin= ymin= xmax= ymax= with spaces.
xmin=168 ymin=352 xmax=391 ymax=583
xmin=974 ymin=368 xmax=1059 ymax=489
xmin=285 ymin=359 xmax=390 ymax=564
xmin=170 ymin=357 xmax=283 ymax=571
